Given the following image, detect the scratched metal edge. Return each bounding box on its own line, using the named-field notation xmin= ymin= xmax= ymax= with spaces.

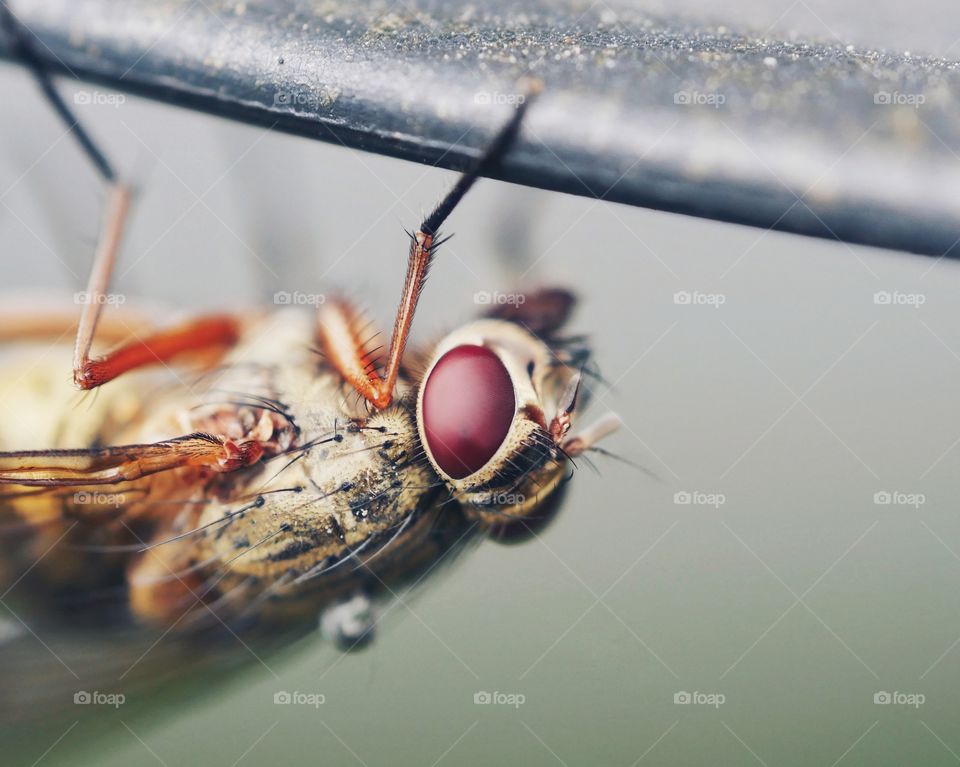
xmin=2 ymin=0 xmax=960 ymax=260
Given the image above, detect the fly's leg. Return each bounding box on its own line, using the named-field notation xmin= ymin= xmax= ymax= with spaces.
xmin=64 ymin=131 xmax=240 ymax=389
xmin=318 ymin=79 xmax=541 ymax=410
xmin=0 ymin=309 xmax=242 ymax=389
xmin=66 ymin=151 xmax=240 ymax=389
xmin=71 ymin=182 xmax=133 ymax=385
xmin=0 ymin=3 xmax=116 ymax=182
xmin=74 ymin=315 xmax=242 ymax=389
xmin=315 ymin=298 xmax=391 ymax=408
xmin=2 ymin=5 xmax=243 ymax=389
xmin=0 ymin=434 xmax=265 ymax=488
xmin=69 ymin=184 xmax=241 ymax=388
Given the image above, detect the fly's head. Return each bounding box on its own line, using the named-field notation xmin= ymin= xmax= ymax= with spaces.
xmin=415 ymin=307 xmax=611 ymax=527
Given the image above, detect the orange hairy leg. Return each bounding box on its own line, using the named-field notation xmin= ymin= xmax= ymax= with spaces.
xmin=317 ymin=80 xmax=540 ymax=411
xmin=0 ymin=434 xmax=263 ymax=488
xmin=317 ymin=231 xmax=433 ymax=410
xmin=0 ymin=7 xmax=243 ymax=391
xmin=0 ymin=302 xmax=240 ymax=390
xmin=74 ymin=315 xmax=242 ymax=390
xmin=67 ymin=180 xmax=242 ymax=390
xmin=68 ymin=181 xmax=242 ymax=390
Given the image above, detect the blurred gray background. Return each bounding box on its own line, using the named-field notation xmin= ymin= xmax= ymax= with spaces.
xmin=3 ymin=0 xmax=960 ymax=765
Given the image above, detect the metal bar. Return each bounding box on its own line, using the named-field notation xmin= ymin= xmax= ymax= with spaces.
xmin=2 ymin=0 xmax=960 ymax=259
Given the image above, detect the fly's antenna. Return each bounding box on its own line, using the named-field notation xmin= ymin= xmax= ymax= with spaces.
xmin=420 ymin=77 xmax=543 ymax=238
xmin=0 ymin=1 xmax=116 ymax=182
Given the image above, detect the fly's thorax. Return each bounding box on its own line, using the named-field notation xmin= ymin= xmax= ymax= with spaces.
xmin=192 ymin=400 xmax=433 ymax=580
xmin=134 ymin=308 xmax=432 ymax=582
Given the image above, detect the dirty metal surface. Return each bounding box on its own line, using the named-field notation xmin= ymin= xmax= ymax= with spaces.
xmin=2 ymin=0 xmax=959 ymax=258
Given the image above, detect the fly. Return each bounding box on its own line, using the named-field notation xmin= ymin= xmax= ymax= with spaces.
xmin=0 ymin=6 xmax=620 ymax=650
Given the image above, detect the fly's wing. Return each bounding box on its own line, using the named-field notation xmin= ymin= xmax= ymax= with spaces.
xmin=0 ymin=431 xmax=313 ymax=733
xmin=482 ymin=287 xmax=575 ymax=336
xmin=0 ymin=433 xmax=267 ymax=634
xmin=0 ymin=611 xmax=319 ymax=733
xmin=0 ymin=504 xmax=482 ymax=733
xmin=0 ymin=429 xmax=484 ymax=734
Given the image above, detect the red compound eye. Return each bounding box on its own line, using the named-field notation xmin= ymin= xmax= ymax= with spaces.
xmin=421 ymin=345 xmax=515 ymax=479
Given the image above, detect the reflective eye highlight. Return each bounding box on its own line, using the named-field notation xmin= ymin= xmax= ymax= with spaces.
xmin=421 ymin=345 xmax=515 ymax=479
